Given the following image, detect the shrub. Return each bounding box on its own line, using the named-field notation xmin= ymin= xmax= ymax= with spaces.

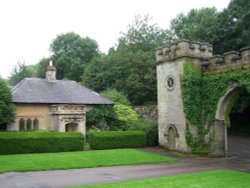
xmin=89 ymin=131 xmax=146 ymax=150
xmin=128 ymin=120 xmax=158 ymax=146
xmin=101 ymin=89 xmax=130 ymax=105
xmin=0 ymin=132 xmax=84 ymax=155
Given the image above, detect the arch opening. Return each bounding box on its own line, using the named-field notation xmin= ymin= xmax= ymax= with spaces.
xmin=215 ymin=85 xmax=250 ymax=157
xmin=66 ymin=122 xmax=79 ymax=132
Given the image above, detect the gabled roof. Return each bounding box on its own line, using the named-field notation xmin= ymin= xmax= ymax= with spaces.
xmin=12 ymin=78 xmax=113 ymax=105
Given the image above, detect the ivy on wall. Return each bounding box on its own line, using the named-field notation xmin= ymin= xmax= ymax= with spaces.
xmin=182 ymin=61 xmax=250 ymax=154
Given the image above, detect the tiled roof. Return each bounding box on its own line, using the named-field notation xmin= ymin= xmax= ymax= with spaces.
xmin=12 ymin=78 xmax=113 ymax=105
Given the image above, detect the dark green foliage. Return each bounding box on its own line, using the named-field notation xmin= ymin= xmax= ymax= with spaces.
xmin=86 ymin=105 xmax=117 ymax=130
xmin=50 ymin=32 xmax=99 ymax=81
xmin=0 ymin=132 xmax=84 ymax=155
xmin=127 ymin=120 xmax=158 ymax=146
xmin=214 ymin=0 xmax=250 ymax=54
xmin=185 ymin=131 xmax=208 ymax=154
xmin=170 ymin=7 xmax=219 ymax=45
xmin=88 ymin=131 xmax=146 ymax=150
xmin=182 ymin=61 xmax=202 ymax=127
xmin=83 ymin=15 xmax=173 ymax=105
xmin=0 ymin=79 xmax=15 ymax=129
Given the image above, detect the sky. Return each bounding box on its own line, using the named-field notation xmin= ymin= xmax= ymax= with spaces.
xmin=0 ymin=0 xmax=231 ymax=79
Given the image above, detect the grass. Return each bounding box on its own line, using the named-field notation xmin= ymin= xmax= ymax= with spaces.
xmin=0 ymin=149 xmax=176 ymax=173
xmin=72 ymin=169 xmax=250 ymax=188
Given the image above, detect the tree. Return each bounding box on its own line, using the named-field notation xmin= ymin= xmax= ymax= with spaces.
xmin=170 ymin=7 xmax=219 ymax=45
xmin=214 ymin=0 xmax=250 ymax=53
xmin=84 ymin=15 xmax=173 ymax=105
xmin=36 ymin=58 xmax=50 ymax=79
xmin=50 ymin=32 xmax=99 ymax=81
xmin=8 ymin=62 xmax=35 ymax=86
xmin=0 ymin=78 xmax=15 ymax=130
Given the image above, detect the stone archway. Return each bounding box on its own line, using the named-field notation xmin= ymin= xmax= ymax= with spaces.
xmin=66 ymin=122 xmax=78 ymax=132
xmin=210 ymin=83 xmax=241 ymax=156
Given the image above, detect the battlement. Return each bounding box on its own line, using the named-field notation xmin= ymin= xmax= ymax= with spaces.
xmin=202 ymin=46 xmax=250 ymax=72
xmin=156 ymin=39 xmax=213 ymax=63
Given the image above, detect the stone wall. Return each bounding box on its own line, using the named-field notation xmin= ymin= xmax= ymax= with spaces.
xmin=134 ymin=105 xmax=158 ymax=121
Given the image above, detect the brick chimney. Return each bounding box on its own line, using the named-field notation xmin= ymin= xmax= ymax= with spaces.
xmin=46 ymin=60 xmax=56 ymax=80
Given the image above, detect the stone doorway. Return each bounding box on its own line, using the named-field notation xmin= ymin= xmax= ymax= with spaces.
xmin=168 ymin=127 xmax=176 ymax=150
xmin=66 ymin=122 xmax=78 ymax=132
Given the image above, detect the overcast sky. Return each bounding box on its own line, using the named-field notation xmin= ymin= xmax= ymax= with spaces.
xmin=0 ymin=0 xmax=231 ymax=79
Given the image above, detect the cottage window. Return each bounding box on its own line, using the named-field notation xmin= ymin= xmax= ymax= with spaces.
xmin=33 ymin=119 xmax=39 ymax=131
xmin=27 ymin=118 xmax=32 ymax=131
xmin=19 ymin=119 xmax=25 ymax=131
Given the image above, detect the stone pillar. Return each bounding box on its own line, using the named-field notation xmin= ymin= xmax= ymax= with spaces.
xmin=209 ymin=120 xmax=226 ymax=157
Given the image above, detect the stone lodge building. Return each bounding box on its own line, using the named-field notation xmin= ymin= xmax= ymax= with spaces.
xmin=8 ymin=62 xmax=113 ymax=134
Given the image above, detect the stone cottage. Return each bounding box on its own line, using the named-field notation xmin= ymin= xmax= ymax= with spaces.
xmin=8 ymin=62 xmax=113 ymax=134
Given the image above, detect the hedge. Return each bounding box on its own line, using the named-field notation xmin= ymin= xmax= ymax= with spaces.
xmin=127 ymin=120 xmax=158 ymax=146
xmin=0 ymin=132 xmax=84 ymax=155
xmin=89 ymin=131 xmax=146 ymax=150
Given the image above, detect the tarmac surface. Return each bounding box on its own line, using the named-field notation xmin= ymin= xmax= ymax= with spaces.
xmin=0 ymin=135 xmax=249 ymax=188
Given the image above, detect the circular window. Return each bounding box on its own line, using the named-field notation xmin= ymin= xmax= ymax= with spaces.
xmin=166 ymin=76 xmax=175 ymax=90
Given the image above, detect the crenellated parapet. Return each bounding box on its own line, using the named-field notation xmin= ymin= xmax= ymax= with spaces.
xmin=156 ymin=39 xmax=213 ymax=63
xmin=202 ymin=46 xmax=250 ymax=73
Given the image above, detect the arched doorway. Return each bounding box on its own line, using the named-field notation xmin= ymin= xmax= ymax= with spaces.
xmin=66 ymin=122 xmax=78 ymax=132
xmin=214 ymin=84 xmax=250 ymax=157
xmin=168 ymin=127 xmax=176 ymax=150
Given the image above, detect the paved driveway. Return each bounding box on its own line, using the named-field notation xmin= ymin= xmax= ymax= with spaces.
xmin=228 ymin=135 xmax=250 ymax=157
xmin=0 ymin=136 xmax=249 ymax=188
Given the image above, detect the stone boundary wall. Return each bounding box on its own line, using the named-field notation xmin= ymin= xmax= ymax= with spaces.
xmin=134 ymin=105 xmax=158 ymax=121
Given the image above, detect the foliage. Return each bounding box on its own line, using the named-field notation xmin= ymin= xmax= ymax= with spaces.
xmin=101 ymin=89 xmax=130 ymax=105
xmin=88 ymin=131 xmax=146 ymax=150
xmin=185 ymin=130 xmax=208 ymax=154
xmin=182 ymin=60 xmax=250 ymax=153
xmin=202 ymin=68 xmax=250 ymax=127
xmin=170 ymin=7 xmax=219 ymax=45
xmin=86 ymin=103 xmax=139 ymax=131
xmin=0 ymin=132 xmax=84 ymax=155
xmin=83 ymin=15 xmax=173 ymax=105
xmin=8 ymin=62 xmax=35 ymax=86
xmin=50 ymin=32 xmax=99 ymax=81
xmin=0 ymin=79 xmax=15 ymax=129
xmin=76 ymin=170 xmax=250 ymax=188
xmin=120 ymin=15 xmax=174 ymax=52
xmin=113 ymin=104 xmax=139 ymax=122
xmin=36 ymin=57 xmax=50 ymax=78
xmin=182 ymin=61 xmax=202 ymax=127
xmin=0 ymin=149 xmax=175 ymax=173
xmin=214 ymin=0 xmax=250 ymax=54
xmin=170 ymin=1 xmax=250 ymax=54
xmin=86 ymin=105 xmax=116 ymax=130
xmin=127 ymin=120 xmax=158 ymax=146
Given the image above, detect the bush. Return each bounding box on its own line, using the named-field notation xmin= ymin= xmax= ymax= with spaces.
xmin=89 ymin=131 xmax=146 ymax=150
xmin=0 ymin=132 xmax=84 ymax=155
xmin=128 ymin=120 xmax=158 ymax=146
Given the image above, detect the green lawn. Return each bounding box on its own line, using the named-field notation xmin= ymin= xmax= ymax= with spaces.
xmin=73 ymin=170 xmax=250 ymax=188
xmin=0 ymin=149 xmax=176 ymax=173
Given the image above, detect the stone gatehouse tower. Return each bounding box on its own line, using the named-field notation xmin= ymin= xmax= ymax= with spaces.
xmin=156 ymin=40 xmax=250 ymax=156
